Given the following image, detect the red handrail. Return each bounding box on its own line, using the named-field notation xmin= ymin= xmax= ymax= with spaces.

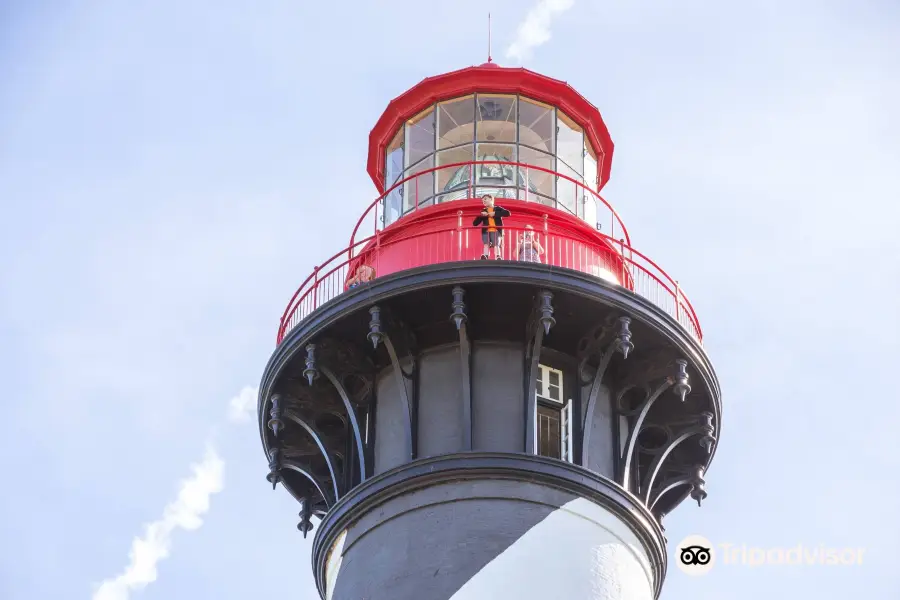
xmin=277 ymin=223 xmax=702 ymax=344
xmin=347 ymin=160 xmax=632 ymax=254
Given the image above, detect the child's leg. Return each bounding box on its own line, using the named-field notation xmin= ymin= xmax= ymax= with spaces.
xmin=494 ymin=234 xmax=503 ymax=258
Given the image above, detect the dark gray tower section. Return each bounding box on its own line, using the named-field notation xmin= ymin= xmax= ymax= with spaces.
xmin=257 ymin=263 xmax=720 ymax=600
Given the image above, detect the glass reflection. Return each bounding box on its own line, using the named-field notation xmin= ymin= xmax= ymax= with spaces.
xmin=435 ymin=145 xmax=474 ymax=197
xmin=384 ymin=129 xmax=404 ymax=224
xmin=519 ymin=98 xmax=555 ymax=153
xmin=584 ymin=146 xmax=598 ymax=227
xmin=477 ymin=95 xmax=516 ymax=143
xmin=518 ymin=146 xmax=555 ymax=203
xmin=557 ymin=111 xmax=584 ymax=175
xmin=403 ymin=155 xmax=435 ymax=212
xmin=439 ymin=151 xmax=536 ymax=203
xmin=406 ymin=108 xmax=435 ymax=167
xmin=438 ymin=96 xmax=475 ymax=149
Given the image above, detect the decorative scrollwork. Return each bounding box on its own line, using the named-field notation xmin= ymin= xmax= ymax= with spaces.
xmin=620 ymin=379 xmax=675 ymax=490
xmin=690 ymin=465 xmax=708 ymax=507
xmin=641 ymin=411 xmax=716 ymax=503
xmin=451 ymin=287 xmax=473 ymax=450
xmin=672 ymin=359 xmax=691 ymax=402
xmin=366 ymin=305 xmax=414 ymax=461
xmin=537 ymin=289 xmax=556 ymax=334
xmin=284 ymin=409 xmax=341 ymax=503
xmin=297 ymin=496 xmax=314 ymax=538
xmin=303 ymin=344 xmax=319 ymax=385
xmin=266 ymin=446 xmax=283 ymax=490
xmin=647 ymin=464 xmax=709 ymax=512
xmin=525 ymin=290 xmax=555 ymax=454
xmin=367 ymin=306 xmax=383 ymax=349
xmin=450 ymin=286 xmax=467 ymax=331
xmin=320 ymin=366 xmax=367 ymax=484
xmin=281 ymin=460 xmax=333 ymax=509
xmin=581 ymin=316 xmax=634 ymax=466
xmin=268 ymin=393 xmax=285 ymax=438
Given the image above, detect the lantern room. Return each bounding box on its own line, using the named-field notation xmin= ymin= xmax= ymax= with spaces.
xmin=367 ymin=62 xmax=616 ymax=230
xmin=274 ymin=63 xmax=704 ymax=346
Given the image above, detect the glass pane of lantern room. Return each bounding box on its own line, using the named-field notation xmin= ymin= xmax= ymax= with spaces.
xmin=476 ymin=95 xmax=516 ymax=143
xmin=383 ymin=128 xmax=404 ymax=226
xmin=518 ymin=146 xmax=555 ymax=205
xmin=556 ymin=162 xmax=582 ymax=216
xmin=557 ymin=110 xmax=584 ymax=177
xmin=435 ymin=144 xmax=475 ymax=203
xmin=438 ymin=95 xmax=476 ymax=150
xmin=403 ymin=155 xmax=435 ymax=214
xmin=405 ymin=108 xmax=435 ymax=169
xmin=583 ymin=142 xmax=599 ymax=229
xmin=475 ymin=143 xmax=517 ymax=201
xmin=519 ymin=98 xmax=555 ymax=154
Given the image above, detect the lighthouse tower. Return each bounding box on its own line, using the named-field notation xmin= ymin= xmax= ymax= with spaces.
xmin=258 ymin=62 xmax=721 ymax=600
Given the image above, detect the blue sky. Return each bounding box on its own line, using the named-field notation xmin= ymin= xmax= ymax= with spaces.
xmin=1 ymin=0 xmax=898 ymax=598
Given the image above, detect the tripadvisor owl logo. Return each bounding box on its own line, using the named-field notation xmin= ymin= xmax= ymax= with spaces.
xmin=675 ymin=534 xmax=866 ymax=574
xmin=675 ymin=534 xmax=715 ymax=576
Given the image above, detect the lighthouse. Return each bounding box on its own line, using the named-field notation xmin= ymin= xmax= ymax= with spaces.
xmin=257 ymin=62 xmax=721 ymax=600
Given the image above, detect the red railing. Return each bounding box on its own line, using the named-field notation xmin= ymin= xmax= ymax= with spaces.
xmin=348 ymin=160 xmax=632 ymax=252
xmin=277 ymin=223 xmax=702 ymax=345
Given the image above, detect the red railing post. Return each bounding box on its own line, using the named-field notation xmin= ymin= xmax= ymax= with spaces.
xmin=415 ymin=176 xmax=419 ymax=211
xmin=457 ymin=210 xmax=463 ymax=261
xmin=543 ymin=213 xmax=550 ymax=264
xmin=524 ymin=166 xmax=530 ymax=201
xmin=675 ymin=280 xmax=681 ymax=323
xmin=574 ymin=183 xmax=578 ymax=218
xmin=375 ymin=230 xmax=382 ymax=275
xmin=312 ymin=266 xmax=320 ymax=310
xmin=619 ymin=238 xmax=626 ymax=286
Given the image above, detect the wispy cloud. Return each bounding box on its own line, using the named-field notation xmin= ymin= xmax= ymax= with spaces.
xmin=227 ymin=385 xmax=259 ymax=423
xmin=91 ymin=446 xmax=224 ymax=600
xmin=91 ymin=386 xmax=258 ymax=600
xmin=505 ymin=0 xmax=575 ymax=62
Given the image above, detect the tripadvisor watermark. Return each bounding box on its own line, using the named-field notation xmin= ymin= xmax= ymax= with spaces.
xmin=675 ymin=534 xmax=865 ymax=576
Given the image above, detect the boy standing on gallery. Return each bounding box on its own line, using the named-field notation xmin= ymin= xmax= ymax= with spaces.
xmin=472 ymin=194 xmax=511 ymax=259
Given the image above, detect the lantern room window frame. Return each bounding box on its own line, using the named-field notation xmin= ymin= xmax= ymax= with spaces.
xmin=382 ymin=94 xmax=600 ymax=227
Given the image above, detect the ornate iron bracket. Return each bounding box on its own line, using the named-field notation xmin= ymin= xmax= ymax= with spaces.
xmin=641 ymin=411 xmax=715 ymax=504
xmin=283 ymin=409 xmax=341 ymax=503
xmin=303 ymin=344 xmax=319 ymax=385
xmin=367 ymin=305 xmax=414 ymax=461
xmin=266 ymin=446 xmax=283 ymax=490
xmin=266 ymin=393 xmax=285 ymax=490
xmin=281 ymin=459 xmax=334 ymax=509
xmin=672 ymin=358 xmax=691 ymax=402
xmin=319 ymin=366 xmax=367 ymax=485
xmin=451 ymin=286 xmax=473 ymax=450
xmin=620 ymin=359 xmax=694 ymax=491
xmin=649 ymin=464 xmax=708 ymax=511
xmin=268 ymin=393 xmax=285 ymax=440
xmin=580 ymin=316 xmax=633 ymax=466
xmin=524 ymin=290 xmax=555 ymax=454
xmin=297 ymin=495 xmax=314 ymax=538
